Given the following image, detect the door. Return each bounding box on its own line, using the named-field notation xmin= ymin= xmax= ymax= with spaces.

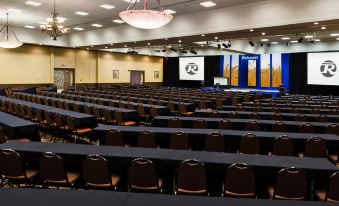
xmin=130 ymin=71 xmax=144 ymax=85
xmin=54 ymin=69 xmax=75 ymax=92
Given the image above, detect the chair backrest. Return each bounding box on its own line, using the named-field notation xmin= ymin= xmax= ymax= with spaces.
xmin=39 ymin=152 xmax=68 ymax=182
xmin=271 ymin=121 xmax=287 ymax=132
xmin=170 ymin=131 xmax=189 ymax=150
xmin=217 ymin=119 xmax=232 ymax=130
xmin=325 ymin=172 xmax=339 ymax=202
xmin=0 ymin=127 xmax=7 ymax=143
xmin=0 ymin=149 xmax=26 ymax=179
xmin=295 ymin=114 xmax=307 ymax=122
xmin=216 ymin=99 xmax=223 ymax=108
xmin=168 ymin=102 xmax=176 ymax=112
xmin=103 ymin=109 xmax=114 ymax=122
xmin=304 ymin=137 xmax=327 ymax=158
xmin=137 ymin=130 xmax=156 ymax=148
xmin=83 ymin=155 xmax=111 ymax=187
xmin=224 ymin=163 xmax=255 ymax=198
xmin=119 ymin=101 xmax=126 ymax=109
xmin=115 ymin=111 xmax=124 ymax=125
xmin=178 ymin=103 xmax=187 ymax=113
xmin=229 ymin=111 xmax=240 ymax=118
xmin=193 ymin=119 xmax=207 ymax=129
xmin=168 ymin=118 xmax=181 ymax=128
xmin=57 ymin=101 xmax=64 ymax=109
xmin=249 ymin=112 xmax=260 ymax=119
xmin=63 ymin=101 xmax=70 ymax=110
xmin=129 ymin=158 xmax=160 ymax=193
xmin=231 ymin=96 xmax=238 ymax=105
xmin=177 ymin=159 xmax=207 ymax=195
xmin=104 ymin=129 xmax=124 ymax=146
xmin=199 ymin=101 xmax=207 ymax=109
xmin=273 ymin=168 xmax=307 ymax=200
xmin=317 ymin=114 xmax=329 ymax=123
xmin=84 ymin=105 xmax=92 ymax=115
xmin=205 ymin=132 xmax=225 ymax=152
xmin=272 ymin=113 xmax=283 ymax=121
xmin=240 ymin=133 xmax=260 ymax=154
xmin=127 ymin=102 xmax=134 ymax=110
xmin=73 ymin=104 xmax=80 ymax=113
xmin=93 ymin=107 xmax=102 ymax=119
xmin=65 ymin=115 xmax=76 ymax=131
xmin=137 ymin=104 xmax=146 ymax=116
xmin=150 ymin=106 xmax=158 ymax=117
xmin=54 ymin=113 xmax=65 ymax=128
xmin=272 ymin=135 xmax=294 ymax=156
xmin=299 ymin=122 xmax=314 ymax=133
xmin=325 ymin=123 xmax=339 ymax=136
xmin=209 ymin=111 xmax=220 ymax=118
xmin=245 ymin=120 xmax=260 ymax=131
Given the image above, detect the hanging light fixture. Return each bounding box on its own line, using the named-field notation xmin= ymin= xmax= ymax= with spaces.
xmin=119 ymin=0 xmax=173 ymax=29
xmin=0 ymin=13 xmax=23 ymax=49
xmin=40 ymin=0 xmax=70 ymax=40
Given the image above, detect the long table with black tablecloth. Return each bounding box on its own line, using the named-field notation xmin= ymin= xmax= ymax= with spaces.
xmin=0 ymin=96 xmax=97 ymax=128
xmin=0 ymin=188 xmax=335 ymax=206
xmin=64 ymin=91 xmax=193 ymax=112
xmin=151 ymin=116 xmax=335 ymax=134
xmin=242 ymin=102 xmax=339 ymax=109
xmin=16 ymin=92 xmax=138 ymax=121
xmin=222 ymin=105 xmax=339 ymax=115
xmin=93 ymin=125 xmax=339 ymax=151
xmin=194 ymin=109 xmax=339 ymax=123
xmin=0 ymin=111 xmax=39 ymax=141
xmin=0 ymin=141 xmax=336 ymax=179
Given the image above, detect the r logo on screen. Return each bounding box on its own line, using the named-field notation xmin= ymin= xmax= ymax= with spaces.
xmin=185 ymin=63 xmax=199 ymax=75
xmin=320 ymin=60 xmax=337 ymax=77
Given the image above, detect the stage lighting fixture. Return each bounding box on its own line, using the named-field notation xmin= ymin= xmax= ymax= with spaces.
xmin=260 ymin=43 xmax=264 ymax=47
xmin=249 ymin=40 xmax=255 ymax=47
xmin=181 ymin=50 xmax=188 ymax=54
xmin=227 ymin=42 xmax=232 ymax=48
xmin=222 ymin=43 xmax=228 ymax=48
xmin=154 ymin=49 xmax=161 ymax=52
xmin=170 ymin=48 xmax=177 ymax=52
xmin=162 ymin=49 xmax=167 ymax=52
xmin=217 ymin=44 xmax=221 ymax=49
xmin=298 ymin=37 xmax=304 ymax=43
xmin=190 ymin=49 xmax=198 ymax=55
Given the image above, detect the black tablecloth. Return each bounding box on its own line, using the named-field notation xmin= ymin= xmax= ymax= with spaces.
xmin=0 ymin=111 xmax=39 ymax=140
xmin=223 ymin=105 xmax=339 ymax=115
xmin=0 ymin=188 xmax=335 ymax=206
xmin=18 ymin=92 xmax=138 ymax=121
xmin=195 ymin=109 xmax=339 ymax=123
xmin=0 ymin=96 xmax=97 ymax=128
xmin=152 ymin=116 xmax=334 ymax=134
xmin=0 ymin=141 xmax=336 ymax=178
xmin=242 ymin=102 xmax=338 ymax=109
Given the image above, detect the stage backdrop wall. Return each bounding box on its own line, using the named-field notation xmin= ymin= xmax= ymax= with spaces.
xmin=163 ymin=56 xmax=222 ymax=87
xmin=289 ymin=53 xmax=339 ymax=95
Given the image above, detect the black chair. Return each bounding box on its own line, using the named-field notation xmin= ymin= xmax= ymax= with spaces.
xmin=170 ymin=131 xmax=189 ymax=150
xmin=269 ymin=135 xmax=294 ymax=156
xmin=314 ymin=172 xmax=339 ymax=202
xmin=205 ymin=132 xmax=225 ymax=152
xmin=137 ymin=130 xmax=157 ymax=148
xmin=239 ymin=133 xmax=260 ymax=154
xmin=102 ymin=129 xmax=124 ymax=146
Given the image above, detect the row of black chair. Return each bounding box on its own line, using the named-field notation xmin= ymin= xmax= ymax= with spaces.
xmin=1 ymin=149 xmax=337 ymax=201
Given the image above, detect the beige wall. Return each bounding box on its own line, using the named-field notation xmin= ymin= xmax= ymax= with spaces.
xmin=97 ymin=52 xmax=163 ymax=83
xmin=0 ymin=45 xmax=52 ymax=84
xmin=0 ymin=44 xmax=163 ymax=85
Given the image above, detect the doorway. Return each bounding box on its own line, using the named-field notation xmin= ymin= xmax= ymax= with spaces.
xmin=130 ymin=70 xmax=145 ymax=85
xmin=54 ymin=68 xmax=75 ymax=92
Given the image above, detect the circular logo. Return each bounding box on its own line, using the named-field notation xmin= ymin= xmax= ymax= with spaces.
xmin=185 ymin=63 xmax=199 ymax=75
xmin=320 ymin=60 xmax=337 ymax=77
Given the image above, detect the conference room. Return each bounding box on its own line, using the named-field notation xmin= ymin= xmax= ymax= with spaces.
xmin=0 ymin=0 xmax=339 ymax=205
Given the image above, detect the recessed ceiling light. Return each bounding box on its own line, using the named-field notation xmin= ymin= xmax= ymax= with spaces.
xmin=214 ymin=36 xmax=218 ymax=40
xmin=261 ymin=32 xmax=266 ymax=36
xmin=105 ymin=46 xmax=108 ymax=49
xmin=164 ymin=9 xmax=176 ymax=14
xmin=250 ymin=29 xmax=254 ymax=32
xmin=110 ymin=43 xmax=114 ymax=46
xmin=330 ymin=33 xmax=339 ymax=37
xmin=201 ymin=45 xmax=204 ymax=47
xmin=124 ymin=45 xmax=127 ymax=47
xmin=90 ymin=45 xmax=93 ymax=47
xmin=290 ymin=40 xmax=298 ymax=43
xmin=25 ymin=1 xmax=41 ymax=6
xmin=73 ymin=27 xmax=84 ymax=31
xmin=304 ymin=35 xmax=313 ymax=38
xmin=86 ymin=48 xmax=89 ymax=50
xmin=314 ymin=22 xmax=319 ymax=25
xmin=8 ymin=8 xmax=22 ymax=13
xmin=24 ymin=25 xmax=35 ymax=29
xmin=200 ymin=1 xmax=216 ymax=7
xmin=201 ymin=34 xmax=205 ymax=37
xmin=271 ymin=42 xmax=279 ymax=45
xmin=91 ymin=24 xmax=103 ymax=28
xmin=281 ymin=37 xmax=290 ymax=40
xmin=165 ymin=38 xmax=168 ymax=40
xmin=315 ymin=39 xmax=321 ymax=42
xmin=113 ymin=19 xmax=124 ymax=23
xmin=336 ymin=38 xmax=339 ymax=41
xmin=261 ymin=39 xmax=269 ymax=42
xmin=100 ymin=4 xmax=115 ymax=9
xmin=321 ymin=26 xmax=326 ymax=30
xmin=75 ymin=11 xmax=89 ymax=16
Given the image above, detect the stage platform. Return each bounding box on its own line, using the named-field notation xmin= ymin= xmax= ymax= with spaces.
xmin=202 ymin=87 xmax=281 ymax=97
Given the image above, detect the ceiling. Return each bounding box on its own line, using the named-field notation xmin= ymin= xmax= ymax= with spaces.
xmin=0 ymin=0 xmax=265 ymax=32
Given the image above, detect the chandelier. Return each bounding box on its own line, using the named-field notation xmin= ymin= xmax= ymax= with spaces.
xmin=119 ymin=0 xmax=173 ymax=29
xmin=0 ymin=13 xmax=23 ymax=49
xmin=40 ymin=0 xmax=70 ymax=40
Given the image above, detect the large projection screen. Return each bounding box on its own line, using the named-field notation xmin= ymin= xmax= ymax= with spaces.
xmin=179 ymin=57 xmax=205 ymax=81
xmin=308 ymin=52 xmax=339 ymax=86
